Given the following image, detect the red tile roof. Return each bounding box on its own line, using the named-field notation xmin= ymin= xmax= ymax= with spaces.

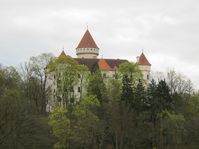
xmin=74 ymin=58 xmax=126 ymax=72
xmin=137 ymin=53 xmax=151 ymax=66
xmin=76 ymin=29 xmax=99 ymax=49
xmin=98 ymin=59 xmax=113 ymax=71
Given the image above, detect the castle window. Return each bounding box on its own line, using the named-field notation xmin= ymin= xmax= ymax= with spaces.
xmin=78 ymin=87 xmax=81 ymax=92
xmin=147 ymin=74 xmax=150 ymax=80
xmin=113 ymin=74 xmax=116 ymax=78
xmin=103 ymin=73 xmax=106 ymax=78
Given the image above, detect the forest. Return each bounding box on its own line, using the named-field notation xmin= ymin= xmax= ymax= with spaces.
xmin=0 ymin=53 xmax=199 ymax=149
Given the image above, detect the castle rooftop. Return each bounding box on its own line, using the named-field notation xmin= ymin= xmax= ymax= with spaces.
xmin=76 ymin=29 xmax=99 ymax=49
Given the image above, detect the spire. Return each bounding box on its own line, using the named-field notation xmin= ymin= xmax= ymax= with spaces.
xmin=76 ymin=29 xmax=99 ymax=49
xmin=137 ymin=52 xmax=151 ymax=66
xmin=59 ymin=50 xmax=67 ymax=57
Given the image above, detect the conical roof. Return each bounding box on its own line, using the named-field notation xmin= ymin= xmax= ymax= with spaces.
xmin=59 ymin=50 xmax=67 ymax=57
xmin=137 ymin=53 xmax=151 ymax=66
xmin=76 ymin=29 xmax=99 ymax=49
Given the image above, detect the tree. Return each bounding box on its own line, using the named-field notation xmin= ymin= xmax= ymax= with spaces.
xmin=87 ymin=71 xmax=107 ymax=103
xmin=183 ymin=93 xmax=199 ymax=149
xmin=106 ymin=78 xmax=122 ymax=102
xmin=20 ymin=53 xmax=54 ymax=113
xmin=73 ymin=95 xmax=101 ymax=149
xmin=159 ymin=80 xmax=173 ymax=110
xmin=147 ymin=79 xmax=175 ymax=149
xmin=48 ymin=55 xmax=88 ymax=108
xmin=163 ymin=111 xmax=185 ymax=149
xmin=48 ymin=107 xmax=71 ymax=149
xmin=0 ymin=66 xmax=21 ymax=98
xmin=49 ymin=95 xmax=101 ymax=149
xmin=166 ymin=70 xmax=194 ymax=96
xmin=119 ymin=61 xmax=145 ymax=109
xmin=0 ymin=97 xmax=54 ymax=149
xmin=121 ymin=75 xmax=133 ymax=106
xmin=0 ymin=66 xmax=54 ymax=149
xmin=118 ymin=61 xmax=142 ymax=84
xmin=133 ymin=79 xmax=147 ymax=112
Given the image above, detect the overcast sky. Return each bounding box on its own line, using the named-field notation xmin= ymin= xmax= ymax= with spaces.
xmin=0 ymin=0 xmax=199 ymax=88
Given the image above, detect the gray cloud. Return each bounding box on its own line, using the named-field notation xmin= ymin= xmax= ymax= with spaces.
xmin=0 ymin=0 xmax=199 ymax=88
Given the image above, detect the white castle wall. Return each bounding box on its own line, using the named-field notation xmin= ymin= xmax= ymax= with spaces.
xmin=76 ymin=48 xmax=99 ymax=58
xmin=138 ymin=65 xmax=151 ymax=83
xmin=46 ymin=69 xmax=88 ymax=112
xmin=46 ymin=63 xmax=151 ymax=112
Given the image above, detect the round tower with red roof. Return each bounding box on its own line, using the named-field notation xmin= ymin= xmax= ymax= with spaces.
xmin=76 ymin=29 xmax=99 ymax=59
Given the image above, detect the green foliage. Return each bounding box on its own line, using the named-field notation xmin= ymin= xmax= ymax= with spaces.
xmin=106 ymin=78 xmax=122 ymax=102
xmin=119 ymin=61 xmax=145 ymax=111
xmin=121 ymin=75 xmax=133 ymax=106
xmin=0 ymin=67 xmax=54 ymax=149
xmin=21 ymin=53 xmax=54 ymax=113
xmin=0 ymin=97 xmax=54 ymax=149
xmin=147 ymin=79 xmax=173 ymax=116
xmin=118 ymin=61 xmax=138 ymax=75
xmin=1 ymin=54 xmax=199 ymax=149
xmin=49 ymin=95 xmax=101 ymax=149
xmin=118 ymin=61 xmax=143 ymax=83
xmin=48 ymin=55 xmax=78 ymax=72
xmin=187 ymin=93 xmax=199 ymax=115
xmin=163 ymin=111 xmax=186 ymax=147
xmin=156 ymin=80 xmax=173 ymax=112
xmin=87 ymin=71 xmax=107 ymax=103
xmin=133 ymin=79 xmax=147 ymax=112
xmin=0 ymin=64 xmax=54 ymax=149
xmin=48 ymin=55 xmax=88 ymax=106
xmin=48 ymin=107 xmax=71 ymax=149
xmin=0 ymin=66 xmax=21 ymax=98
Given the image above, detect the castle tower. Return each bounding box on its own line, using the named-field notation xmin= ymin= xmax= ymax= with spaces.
xmin=76 ymin=29 xmax=99 ymax=59
xmin=137 ymin=52 xmax=151 ymax=82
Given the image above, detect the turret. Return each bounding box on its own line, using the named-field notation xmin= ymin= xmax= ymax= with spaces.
xmin=59 ymin=50 xmax=67 ymax=58
xmin=137 ymin=52 xmax=151 ymax=82
xmin=76 ymin=29 xmax=99 ymax=59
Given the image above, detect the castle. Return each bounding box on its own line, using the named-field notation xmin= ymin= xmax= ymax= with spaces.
xmin=46 ymin=29 xmax=151 ymax=111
